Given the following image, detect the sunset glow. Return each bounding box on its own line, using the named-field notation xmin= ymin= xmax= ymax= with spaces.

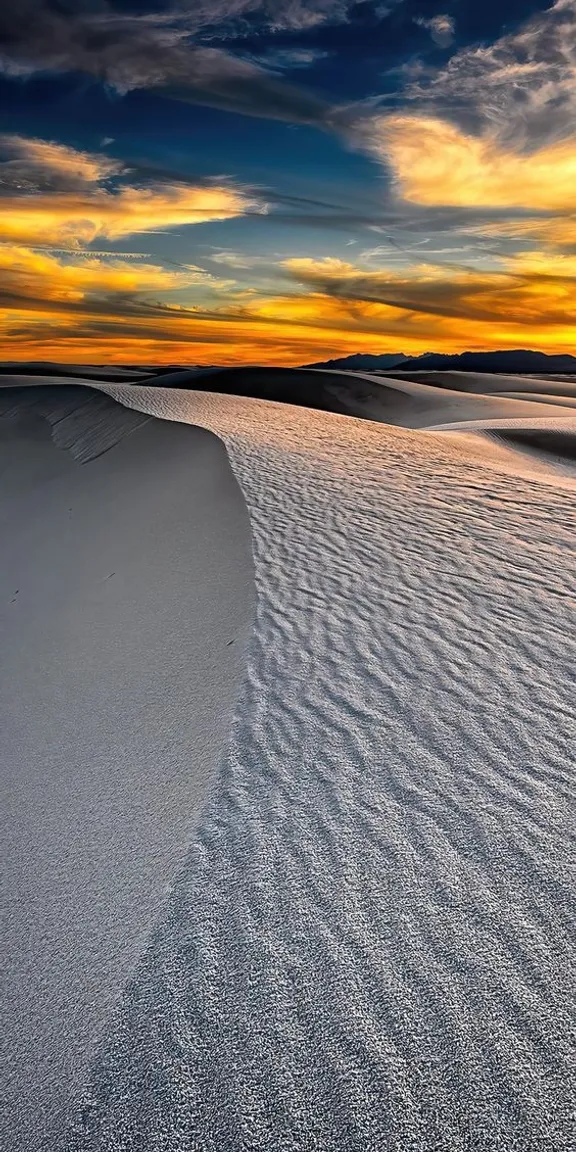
xmin=1 ymin=0 xmax=575 ymax=364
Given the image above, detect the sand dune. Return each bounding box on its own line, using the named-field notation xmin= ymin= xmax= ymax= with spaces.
xmin=498 ymin=392 xmax=576 ymax=409
xmin=0 ymin=363 xmax=151 ymax=381
xmin=86 ymin=366 xmax=576 ymax=485
xmin=389 ymin=369 xmax=576 ymax=397
xmin=2 ymin=370 xmax=575 ymax=1151
xmin=427 ymin=413 xmax=576 ymax=483
xmin=54 ymin=382 xmax=573 ymax=1152
xmin=1 ymin=389 xmax=254 ymax=1152
xmin=6 ymin=365 xmax=576 ymax=436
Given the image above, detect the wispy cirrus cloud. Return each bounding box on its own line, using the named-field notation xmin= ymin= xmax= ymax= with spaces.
xmin=208 ymin=249 xmax=271 ymax=269
xmin=402 ymin=0 xmax=576 ymax=149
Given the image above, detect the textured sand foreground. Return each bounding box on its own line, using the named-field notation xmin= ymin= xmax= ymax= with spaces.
xmin=0 ymin=389 xmax=254 ymax=1151
xmin=68 ymin=381 xmax=574 ymax=1151
xmin=2 ymin=372 xmax=575 ymax=1151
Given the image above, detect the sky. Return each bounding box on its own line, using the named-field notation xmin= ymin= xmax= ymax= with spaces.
xmin=1 ymin=0 xmax=575 ymax=365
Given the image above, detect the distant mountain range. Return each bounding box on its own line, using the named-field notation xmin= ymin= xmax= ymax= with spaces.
xmin=305 ymin=350 xmax=576 ymax=374
xmin=304 ymin=353 xmax=409 ymax=371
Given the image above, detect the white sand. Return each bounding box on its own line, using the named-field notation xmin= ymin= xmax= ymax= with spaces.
xmin=0 ymin=390 xmax=254 ymax=1151
xmin=52 ymin=379 xmax=573 ymax=1152
xmin=388 ymin=368 xmax=576 ymax=396
xmin=2 ymin=369 xmax=575 ymax=1151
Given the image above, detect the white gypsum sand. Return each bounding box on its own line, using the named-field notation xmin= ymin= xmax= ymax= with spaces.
xmin=0 ymin=390 xmax=254 ymax=1152
xmin=55 ymin=381 xmax=575 ymax=1152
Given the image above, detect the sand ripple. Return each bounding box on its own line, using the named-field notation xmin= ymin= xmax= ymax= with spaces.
xmin=61 ymin=390 xmax=576 ymax=1152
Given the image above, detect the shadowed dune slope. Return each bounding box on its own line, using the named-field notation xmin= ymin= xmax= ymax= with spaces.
xmin=0 ymin=387 xmax=255 ymax=1152
xmin=389 ymin=370 xmax=576 ymax=398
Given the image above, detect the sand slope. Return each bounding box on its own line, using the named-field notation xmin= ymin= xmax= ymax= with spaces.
xmin=0 ymin=391 xmax=254 ymax=1152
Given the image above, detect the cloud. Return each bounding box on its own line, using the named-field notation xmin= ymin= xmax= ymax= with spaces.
xmin=0 ymin=1 xmax=351 ymax=127
xmin=281 ymin=254 xmax=576 ymax=328
xmin=157 ymin=48 xmax=334 ymax=125
xmin=0 ymin=134 xmax=122 ymax=193
xmin=338 ymin=4 xmax=576 ymax=252
xmin=3 ymin=241 xmax=575 ymax=367
xmin=403 ymin=0 xmax=576 ymax=150
xmin=0 ymin=135 xmax=264 ymax=247
xmin=414 ymin=14 xmax=455 ymax=48
xmin=0 ymin=244 xmax=189 ymax=310
xmin=462 ymin=214 xmax=576 ymax=253
xmin=209 ymin=250 xmax=269 ymax=268
xmin=364 ymin=115 xmax=576 ymax=211
xmin=250 ymin=48 xmax=329 ymax=69
xmin=2 ymin=6 xmax=575 ymax=363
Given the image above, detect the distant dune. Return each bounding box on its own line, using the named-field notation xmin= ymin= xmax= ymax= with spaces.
xmin=389 ymin=369 xmax=576 ymax=396
xmin=4 ymin=364 xmax=576 ymax=483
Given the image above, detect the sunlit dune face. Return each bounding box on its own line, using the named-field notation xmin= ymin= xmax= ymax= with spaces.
xmin=371 ymin=115 xmax=576 ymax=212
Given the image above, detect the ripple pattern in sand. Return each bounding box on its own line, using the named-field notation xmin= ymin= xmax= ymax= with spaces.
xmin=70 ymin=390 xmax=575 ymax=1152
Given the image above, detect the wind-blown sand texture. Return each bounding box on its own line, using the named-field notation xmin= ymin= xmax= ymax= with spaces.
xmin=1 ymin=368 xmax=575 ymax=1151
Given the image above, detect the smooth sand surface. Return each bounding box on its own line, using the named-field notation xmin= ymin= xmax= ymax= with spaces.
xmin=0 ymin=392 xmax=254 ymax=1151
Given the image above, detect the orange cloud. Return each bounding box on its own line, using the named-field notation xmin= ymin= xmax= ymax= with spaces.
xmin=0 ymin=134 xmax=265 ymax=248
xmin=463 ymin=214 xmax=576 ymax=251
xmin=0 ymin=183 xmax=264 ymax=248
xmin=0 ymin=134 xmax=122 ymax=186
xmin=370 ymin=115 xmax=576 ymax=211
xmin=283 ymin=255 xmax=576 ymax=329
xmin=2 ymin=128 xmax=575 ymax=369
xmin=0 ymin=245 xmax=190 ymax=304
xmin=3 ymin=248 xmax=576 ymax=366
